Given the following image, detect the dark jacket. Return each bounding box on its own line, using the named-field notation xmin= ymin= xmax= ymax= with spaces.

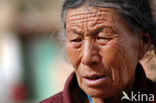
xmin=40 ymin=63 xmax=156 ymax=103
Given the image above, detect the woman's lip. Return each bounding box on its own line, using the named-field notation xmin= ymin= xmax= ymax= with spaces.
xmin=83 ymin=75 xmax=110 ymax=87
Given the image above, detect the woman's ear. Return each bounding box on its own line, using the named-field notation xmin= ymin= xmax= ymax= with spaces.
xmin=138 ymin=30 xmax=151 ymax=60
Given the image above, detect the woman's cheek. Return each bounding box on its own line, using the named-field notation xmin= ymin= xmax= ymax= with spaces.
xmin=66 ymin=42 xmax=81 ymax=69
xmin=99 ymin=41 xmax=122 ymax=67
xmin=99 ymin=41 xmax=128 ymax=88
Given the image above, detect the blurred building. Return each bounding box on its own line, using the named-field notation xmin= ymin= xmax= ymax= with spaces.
xmin=0 ymin=0 xmax=73 ymax=103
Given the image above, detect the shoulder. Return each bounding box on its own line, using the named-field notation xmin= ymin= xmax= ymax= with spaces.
xmin=40 ymin=92 xmax=64 ymax=103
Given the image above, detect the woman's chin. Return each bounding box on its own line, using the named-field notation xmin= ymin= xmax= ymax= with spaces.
xmin=81 ymin=86 xmax=116 ymax=98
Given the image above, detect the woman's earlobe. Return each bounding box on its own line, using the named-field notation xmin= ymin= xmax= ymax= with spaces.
xmin=142 ymin=32 xmax=151 ymax=44
xmin=138 ymin=31 xmax=151 ymax=60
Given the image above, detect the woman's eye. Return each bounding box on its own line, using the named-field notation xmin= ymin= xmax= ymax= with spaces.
xmin=71 ymin=38 xmax=82 ymax=42
xmin=97 ymin=37 xmax=106 ymax=40
xmin=70 ymin=38 xmax=82 ymax=48
xmin=96 ymin=37 xmax=111 ymax=45
xmin=96 ymin=37 xmax=110 ymax=40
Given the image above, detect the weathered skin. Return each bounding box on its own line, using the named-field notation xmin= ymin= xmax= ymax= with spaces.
xmin=65 ymin=4 xmax=149 ymax=103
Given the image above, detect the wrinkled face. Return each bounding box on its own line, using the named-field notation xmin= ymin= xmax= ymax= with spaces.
xmin=65 ymin=5 xmax=142 ymax=98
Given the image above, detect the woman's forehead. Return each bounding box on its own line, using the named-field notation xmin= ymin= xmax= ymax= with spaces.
xmin=65 ymin=6 xmax=131 ymax=33
xmin=66 ymin=5 xmax=117 ymax=17
xmin=66 ymin=6 xmax=119 ymax=28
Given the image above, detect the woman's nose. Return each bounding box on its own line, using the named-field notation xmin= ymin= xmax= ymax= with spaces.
xmin=81 ymin=40 xmax=101 ymax=66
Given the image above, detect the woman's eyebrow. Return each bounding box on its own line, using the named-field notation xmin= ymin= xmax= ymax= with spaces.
xmin=70 ymin=28 xmax=104 ymax=36
xmin=72 ymin=28 xmax=103 ymax=36
xmin=90 ymin=28 xmax=103 ymax=36
xmin=73 ymin=30 xmax=83 ymax=36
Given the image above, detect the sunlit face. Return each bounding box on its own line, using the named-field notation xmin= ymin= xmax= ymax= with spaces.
xmin=65 ymin=5 xmax=142 ymax=98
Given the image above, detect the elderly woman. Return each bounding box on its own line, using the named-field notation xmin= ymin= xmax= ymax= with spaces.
xmin=41 ymin=0 xmax=156 ymax=103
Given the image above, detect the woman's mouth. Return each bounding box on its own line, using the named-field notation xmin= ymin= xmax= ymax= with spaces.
xmin=87 ymin=75 xmax=105 ymax=79
xmin=83 ymin=75 xmax=111 ymax=87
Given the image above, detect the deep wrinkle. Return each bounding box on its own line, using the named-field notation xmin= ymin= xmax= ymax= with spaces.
xmin=65 ymin=4 xmax=144 ymax=103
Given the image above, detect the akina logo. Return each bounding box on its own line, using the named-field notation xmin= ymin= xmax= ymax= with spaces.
xmin=121 ymin=91 xmax=154 ymax=102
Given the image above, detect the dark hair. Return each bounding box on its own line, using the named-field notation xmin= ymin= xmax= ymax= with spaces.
xmin=61 ymin=0 xmax=156 ymax=51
